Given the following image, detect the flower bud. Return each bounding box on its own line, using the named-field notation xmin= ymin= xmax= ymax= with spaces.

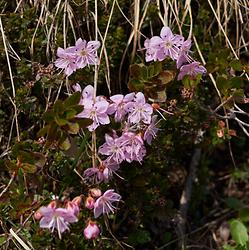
xmin=84 ymin=221 xmax=100 ymax=239
xmin=72 ymin=195 xmax=82 ymax=206
xmin=90 ymin=188 xmax=102 ymax=198
xmin=34 ymin=210 xmax=43 ymax=220
xmin=48 ymin=200 xmax=57 ymax=209
xmin=66 ymin=201 xmax=80 ymax=216
xmin=217 ymin=129 xmax=224 ymax=138
xmin=85 ymin=196 xmax=95 ymax=210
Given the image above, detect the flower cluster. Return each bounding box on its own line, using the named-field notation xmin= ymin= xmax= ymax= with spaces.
xmin=74 ymin=85 xmax=159 ymax=184
xmin=54 ymin=38 xmax=100 ymax=76
xmin=144 ymin=26 xmax=206 ymax=80
xmin=34 ymin=197 xmax=81 ymax=239
xmin=35 ymin=189 xmax=121 ymax=239
xmin=85 ymin=188 xmax=122 ymax=218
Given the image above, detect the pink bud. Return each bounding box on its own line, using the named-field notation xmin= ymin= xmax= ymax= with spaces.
xmin=84 ymin=221 xmax=100 ymax=239
xmin=217 ymin=129 xmax=224 ymax=138
xmin=34 ymin=210 xmax=43 ymax=220
xmin=85 ymin=196 xmax=95 ymax=210
xmin=72 ymin=195 xmax=82 ymax=206
xmin=66 ymin=201 xmax=80 ymax=216
xmin=90 ymin=188 xmax=102 ymax=198
xmin=47 ymin=200 xmax=57 ymax=209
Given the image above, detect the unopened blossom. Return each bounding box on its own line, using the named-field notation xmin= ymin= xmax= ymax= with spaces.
xmin=85 ymin=196 xmax=95 ymax=210
xmin=108 ymin=93 xmax=135 ymax=122
xmin=54 ymin=47 xmax=77 ymax=76
xmin=217 ymin=129 xmax=224 ymax=138
xmin=157 ymin=26 xmax=184 ymax=61
xmin=84 ymin=221 xmax=100 ymax=240
xmin=66 ymin=196 xmax=81 ymax=216
xmin=75 ymin=38 xmax=100 ymax=68
xmin=176 ymin=39 xmax=193 ymax=68
xmin=121 ymin=132 xmax=146 ymax=163
xmin=94 ymin=189 xmax=121 ymax=218
xmin=90 ymin=188 xmax=102 ymax=198
xmin=98 ymin=134 xmax=126 ymax=163
xmin=77 ymin=99 xmax=110 ymax=131
xmin=177 ymin=61 xmax=206 ymax=80
xmin=34 ymin=210 xmax=43 ymax=220
xmin=38 ymin=201 xmax=78 ymax=239
xmin=144 ymin=37 xmax=163 ymax=62
xmin=125 ymin=92 xmax=153 ymax=124
xmin=66 ymin=201 xmax=80 ymax=216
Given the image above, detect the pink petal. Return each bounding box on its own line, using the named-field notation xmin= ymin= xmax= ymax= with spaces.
xmin=87 ymin=41 xmax=101 ymax=51
xmin=110 ymin=94 xmax=124 ymax=104
xmin=160 ymin=26 xmax=173 ymax=39
xmin=95 ymin=100 xmax=109 ymax=113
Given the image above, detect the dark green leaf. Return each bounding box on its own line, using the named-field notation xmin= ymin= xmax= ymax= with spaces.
xmin=225 ymin=197 xmax=244 ymax=210
xmin=64 ymin=92 xmax=81 ymax=107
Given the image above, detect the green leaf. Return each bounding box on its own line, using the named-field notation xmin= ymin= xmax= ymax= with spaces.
xmin=21 ymin=163 xmax=37 ymax=173
xmin=53 ymin=100 xmax=64 ymax=115
xmin=67 ymin=122 xmax=79 ymax=134
xmin=0 ymin=236 xmax=6 ymax=245
xmin=129 ymin=64 xmax=143 ymax=79
xmin=64 ymin=92 xmax=81 ymax=107
xmin=54 ymin=116 xmax=68 ymax=126
xmin=70 ymin=105 xmax=84 ymax=114
xmin=59 ymin=137 xmax=71 ymax=151
xmin=216 ymin=76 xmax=228 ymax=93
xmin=158 ymin=70 xmax=175 ymax=85
xmin=37 ymin=125 xmax=49 ymax=137
xmin=42 ymin=110 xmax=54 ymax=122
xmin=239 ymin=208 xmax=249 ymax=223
xmin=230 ymin=60 xmax=242 ymax=71
xmin=222 ymin=245 xmax=235 ymax=250
xmin=229 ymin=77 xmax=243 ymax=89
xmin=230 ymin=219 xmax=248 ymax=246
xmin=128 ymin=79 xmax=144 ymax=92
xmin=225 ymin=197 xmax=244 ymax=210
xmin=76 ymin=118 xmax=93 ymax=128
xmin=128 ymin=230 xmax=151 ymax=245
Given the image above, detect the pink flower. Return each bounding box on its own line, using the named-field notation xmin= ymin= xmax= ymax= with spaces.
xmin=85 ymin=196 xmax=95 ymax=210
xmin=102 ymin=159 xmax=121 ymax=181
xmin=144 ymin=37 xmax=163 ymax=62
xmin=125 ymin=92 xmax=153 ymax=124
xmin=38 ymin=201 xmax=78 ymax=239
xmin=75 ymin=38 xmax=100 ymax=68
xmin=98 ymin=134 xmax=126 ymax=163
xmin=177 ymin=61 xmax=206 ymax=80
xmin=83 ymin=167 xmax=104 ymax=184
xmin=54 ymin=47 xmax=77 ymax=76
xmin=121 ymin=132 xmax=146 ymax=163
xmin=157 ymin=26 xmax=184 ymax=61
xmin=84 ymin=221 xmax=100 ymax=239
xmin=143 ymin=115 xmax=159 ymax=145
xmin=77 ymin=98 xmax=110 ymax=131
xmin=72 ymin=84 xmax=94 ymax=106
xmin=176 ymin=39 xmax=193 ymax=68
xmin=107 ymin=93 xmax=135 ymax=122
xmin=94 ymin=189 xmax=121 ymax=218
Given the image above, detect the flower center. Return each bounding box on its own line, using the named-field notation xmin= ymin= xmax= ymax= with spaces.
xmin=165 ymin=41 xmax=172 ymax=48
xmin=80 ymin=50 xmax=88 ymax=56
